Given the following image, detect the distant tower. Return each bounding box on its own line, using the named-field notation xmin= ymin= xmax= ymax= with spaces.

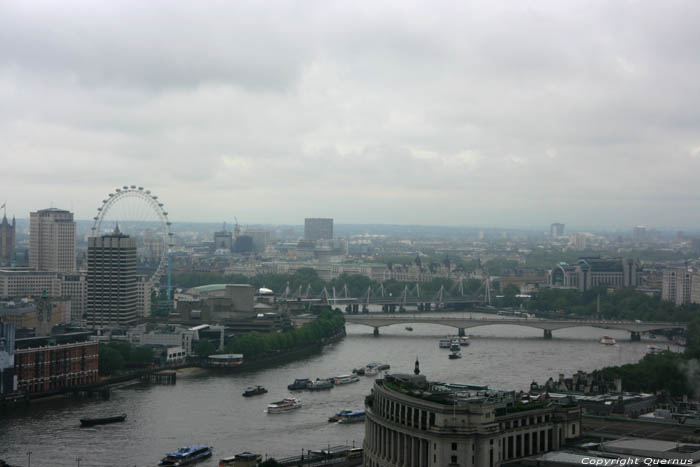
xmin=414 ymin=358 xmax=420 ymax=375
xmin=29 ymin=208 xmax=76 ymax=272
xmin=550 ymin=223 xmax=565 ymax=238
xmin=214 ymin=222 xmax=233 ymax=251
xmin=304 ymin=218 xmax=333 ymax=242
xmin=87 ymin=226 xmax=138 ymax=327
xmin=0 ymin=207 xmax=15 ymax=267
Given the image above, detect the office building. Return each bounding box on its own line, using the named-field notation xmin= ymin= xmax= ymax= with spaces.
xmin=363 ymin=372 xmax=581 ymax=467
xmin=243 ymin=229 xmax=271 ymax=252
xmin=87 ymin=227 xmax=138 ymax=327
xmin=550 ymin=223 xmax=565 ymax=238
xmin=549 ymin=257 xmax=639 ymax=292
xmin=214 ymin=223 xmax=233 ymax=251
xmin=61 ymin=273 xmax=87 ymax=324
xmin=29 ymin=208 xmax=76 ymax=273
xmin=662 ymin=267 xmax=694 ymax=305
xmin=0 ymin=268 xmax=61 ymax=297
xmin=304 ymin=218 xmax=333 ymax=242
xmin=136 ymin=276 xmax=152 ymax=318
xmin=0 ymin=212 xmax=15 ymax=267
xmin=0 ymin=322 xmax=15 ymax=395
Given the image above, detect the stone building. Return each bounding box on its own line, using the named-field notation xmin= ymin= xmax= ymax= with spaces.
xmin=363 ymin=372 xmax=581 ymax=467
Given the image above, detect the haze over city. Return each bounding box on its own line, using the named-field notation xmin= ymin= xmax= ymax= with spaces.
xmin=2 ymin=1 xmax=700 ymax=229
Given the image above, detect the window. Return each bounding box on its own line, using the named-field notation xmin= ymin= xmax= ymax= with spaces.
xmin=451 ymin=456 xmax=458 ymax=463
xmin=452 ymin=443 xmax=457 ymax=451
xmin=572 ymin=424 xmax=576 ymax=435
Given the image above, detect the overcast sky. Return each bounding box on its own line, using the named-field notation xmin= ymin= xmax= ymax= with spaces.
xmin=2 ymin=1 xmax=699 ymax=230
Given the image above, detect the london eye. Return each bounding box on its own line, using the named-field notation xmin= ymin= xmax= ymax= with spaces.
xmin=91 ymin=185 xmax=173 ymax=286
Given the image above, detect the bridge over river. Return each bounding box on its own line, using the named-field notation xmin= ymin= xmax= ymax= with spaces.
xmin=295 ymin=313 xmax=687 ymax=340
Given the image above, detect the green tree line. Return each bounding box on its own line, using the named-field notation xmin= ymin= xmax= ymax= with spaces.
xmin=98 ymin=341 xmax=155 ymax=376
xmin=525 ymin=287 xmax=700 ymax=322
xmin=222 ymin=308 xmax=345 ymax=360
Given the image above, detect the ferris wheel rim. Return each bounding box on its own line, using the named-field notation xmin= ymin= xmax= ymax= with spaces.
xmin=91 ymin=186 xmax=173 ymax=284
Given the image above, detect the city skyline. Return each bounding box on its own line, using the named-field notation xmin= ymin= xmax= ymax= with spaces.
xmin=2 ymin=1 xmax=700 ymax=228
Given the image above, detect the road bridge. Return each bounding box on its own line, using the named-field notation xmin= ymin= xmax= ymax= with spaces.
xmin=294 ymin=313 xmax=686 ymax=340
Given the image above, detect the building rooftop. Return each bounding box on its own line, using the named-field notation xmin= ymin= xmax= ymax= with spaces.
xmin=382 ymin=373 xmax=518 ymax=407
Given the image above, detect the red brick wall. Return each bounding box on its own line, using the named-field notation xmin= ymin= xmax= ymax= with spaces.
xmin=15 ymin=341 xmax=99 ymax=394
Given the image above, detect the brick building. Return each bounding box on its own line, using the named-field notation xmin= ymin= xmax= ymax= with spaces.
xmin=14 ymin=336 xmax=98 ymax=394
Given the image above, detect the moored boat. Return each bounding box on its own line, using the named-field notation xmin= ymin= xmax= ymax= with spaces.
xmin=219 ymin=452 xmax=261 ymax=466
xmin=449 ymin=352 xmax=462 ymax=359
xmin=450 ymin=342 xmax=461 ymax=352
xmin=334 ymin=374 xmax=360 ymax=385
xmin=600 ymin=336 xmax=616 ymax=345
xmin=287 ymin=378 xmax=311 ymax=390
xmin=308 ymin=378 xmax=334 ymax=391
xmin=647 ymin=345 xmax=666 ymax=354
xmin=364 ymin=366 xmax=378 ymax=376
xmin=159 ymin=445 xmax=213 ymax=466
xmin=79 ymin=413 xmax=127 ymax=427
xmin=439 ymin=339 xmax=451 ymax=348
xmin=242 ymin=385 xmax=268 ymax=397
xmin=405 ymin=326 xmax=413 ymax=331
xmin=267 ymin=397 xmax=301 ymax=413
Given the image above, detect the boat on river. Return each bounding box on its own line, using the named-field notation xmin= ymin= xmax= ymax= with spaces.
xmin=242 ymin=386 xmax=268 ymax=397
xmin=287 ymin=378 xmax=311 ymax=390
xmin=159 ymin=445 xmax=213 ymax=466
xmin=600 ymin=336 xmax=616 ymax=345
xmin=219 ymin=452 xmax=261 ymax=466
xmin=328 ymin=409 xmax=354 ymax=422
xmin=449 ymin=352 xmax=462 ymax=359
xmin=337 ymin=410 xmax=366 ymax=424
xmin=79 ymin=413 xmax=127 ymax=427
xmin=308 ymin=378 xmax=334 ymax=391
xmin=267 ymin=397 xmax=301 ymax=413
xmin=334 ymin=374 xmax=360 ymax=385
xmin=439 ymin=339 xmax=451 ymax=348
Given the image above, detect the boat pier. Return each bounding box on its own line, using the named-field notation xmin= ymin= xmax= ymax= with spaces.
xmin=274 ymin=445 xmax=362 ymax=467
xmin=141 ymin=371 xmax=177 ymax=385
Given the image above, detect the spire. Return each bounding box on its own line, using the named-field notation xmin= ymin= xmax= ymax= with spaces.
xmin=414 ymin=357 xmax=420 ymax=375
xmin=114 ymin=222 xmax=121 ymax=235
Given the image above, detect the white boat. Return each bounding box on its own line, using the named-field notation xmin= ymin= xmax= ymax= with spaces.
xmin=450 ymin=342 xmax=461 ymax=352
xmin=364 ymin=366 xmax=378 ymax=376
xmin=439 ymin=339 xmax=451 ymax=348
xmin=600 ymin=336 xmax=616 ymax=345
xmin=334 ymin=374 xmax=360 ymax=385
xmin=267 ymin=398 xmax=301 ymax=414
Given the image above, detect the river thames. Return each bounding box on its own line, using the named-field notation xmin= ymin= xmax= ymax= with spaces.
xmin=0 ymin=316 xmax=669 ymax=466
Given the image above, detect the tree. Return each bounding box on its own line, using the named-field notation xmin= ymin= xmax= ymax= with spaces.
xmin=99 ymin=346 xmax=125 ymax=376
xmin=195 ymin=340 xmax=217 ymax=358
xmin=130 ymin=346 xmax=154 ymax=365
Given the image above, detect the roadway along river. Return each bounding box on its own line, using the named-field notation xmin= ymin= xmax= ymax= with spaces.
xmin=1 ymin=317 xmax=672 ymax=466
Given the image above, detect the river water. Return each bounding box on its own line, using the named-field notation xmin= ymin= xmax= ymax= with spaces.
xmin=0 ymin=314 xmax=672 ymax=467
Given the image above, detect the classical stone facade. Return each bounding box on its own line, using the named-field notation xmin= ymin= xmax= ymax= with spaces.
xmin=363 ymin=374 xmax=581 ymax=467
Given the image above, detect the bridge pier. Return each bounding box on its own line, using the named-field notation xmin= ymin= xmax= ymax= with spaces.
xmin=543 ymin=329 xmax=553 ymax=339
xmin=458 ymin=328 xmax=466 ymax=337
xmin=630 ymin=331 xmax=641 ymax=341
xmin=373 ymin=327 xmax=379 ymax=337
